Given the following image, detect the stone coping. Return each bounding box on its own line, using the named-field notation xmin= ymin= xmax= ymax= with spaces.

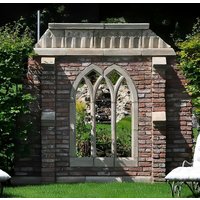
xmin=34 ymin=48 xmax=176 ymax=56
xmin=48 ymin=23 xmax=150 ymax=30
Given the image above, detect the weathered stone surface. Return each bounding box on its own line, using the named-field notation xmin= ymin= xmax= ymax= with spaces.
xmin=35 ymin=23 xmax=175 ymax=57
xmin=41 ymin=111 xmax=55 ymax=121
xmin=41 ymin=57 xmax=55 ymax=64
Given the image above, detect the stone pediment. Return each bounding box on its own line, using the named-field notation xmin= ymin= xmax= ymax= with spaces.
xmin=34 ymin=23 xmax=175 ymax=56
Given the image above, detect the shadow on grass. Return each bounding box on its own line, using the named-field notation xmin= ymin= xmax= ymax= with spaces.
xmin=186 ymin=193 xmax=200 ymax=198
xmin=2 ymin=193 xmax=23 ymax=198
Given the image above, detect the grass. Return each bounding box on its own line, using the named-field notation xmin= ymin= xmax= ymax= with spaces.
xmin=95 ymin=116 xmax=132 ymax=156
xmin=3 ymin=182 xmax=195 ymax=198
xmin=193 ymin=128 xmax=198 ymax=141
xmin=77 ymin=116 xmax=132 ymax=157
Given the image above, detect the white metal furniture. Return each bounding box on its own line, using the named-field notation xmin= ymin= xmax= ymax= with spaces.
xmin=0 ymin=169 xmax=11 ymax=196
xmin=165 ymin=134 xmax=200 ymax=197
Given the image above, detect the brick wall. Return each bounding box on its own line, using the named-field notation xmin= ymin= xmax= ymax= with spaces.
xmin=166 ymin=57 xmax=193 ymax=173
xmin=13 ymin=55 xmax=193 ymax=184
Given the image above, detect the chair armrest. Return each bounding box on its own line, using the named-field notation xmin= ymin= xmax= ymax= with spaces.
xmin=182 ymin=160 xmax=193 ymax=167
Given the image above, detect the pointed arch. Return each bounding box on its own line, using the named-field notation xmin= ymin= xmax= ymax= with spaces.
xmin=70 ymin=64 xmax=103 ymax=157
xmin=70 ymin=64 xmax=103 ymax=102
xmin=105 ymin=64 xmax=138 ymax=158
xmin=70 ymin=64 xmax=138 ymax=167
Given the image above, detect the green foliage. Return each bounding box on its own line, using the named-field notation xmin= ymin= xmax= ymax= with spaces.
xmin=107 ymin=70 xmax=120 ymax=85
xmin=0 ymin=19 xmax=34 ymax=173
xmin=76 ymin=113 xmax=131 ymax=157
xmin=76 ymin=100 xmax=91 ymax=157
xmin=101 ymin=17 xmax=127 ymax=23
xmin=193 ymin=128 xmax=198 ymax=141
xmin=177 ymin=18 xmax=200 ymax=117
xmin=95 ymin=117 xmax=131 ymax=157
xmin=116 ymin=116 xmax=131 ymax=156
xmin=96 ymin=123 xmax=111 ymax=157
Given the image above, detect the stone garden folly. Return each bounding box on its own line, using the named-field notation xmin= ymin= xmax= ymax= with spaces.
xmin=13 ymin=23 xmax=193 ymax=184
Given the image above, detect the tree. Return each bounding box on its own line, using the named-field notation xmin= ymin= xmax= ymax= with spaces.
xmin=177 ymin=18 xmax=200 ymax=118
xmin=0 ymin=19 xmax=34 ymax=173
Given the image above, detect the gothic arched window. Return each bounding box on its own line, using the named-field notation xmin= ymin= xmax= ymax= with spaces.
xmin=70 ymin=64 xmax=138 ymax=167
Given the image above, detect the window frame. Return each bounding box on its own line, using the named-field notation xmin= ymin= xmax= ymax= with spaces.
xmin=70 ymin=64 xmax=138 ymax=167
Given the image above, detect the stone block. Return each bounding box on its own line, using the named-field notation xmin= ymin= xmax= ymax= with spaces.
xmin=94 ymin=157 xmax=114 ymax=167
xmin=115 ymin=158 xmax=138 ymax=167
xmin=41 ymin=121 xmax=55 ymax=127
xmin=70 ymin=157 xmax=93 ymax=167
xmin=123 ymin=176 xmax=152 ymax=182
xmin=11 ymin=176 xmax=41 ymax=185
xmin=152 ymin=112 xmax=166 ymax=122
xmin=41 ymin=111 xmax=55 ymax=121
xmin=56 ymin=176 xmax=86 ymax=183
xmin=86 ymin=176 xmax=123 ymax=183
xmin=152 ymin=57 xmax=167 ymax=66
xmin=41 ymin=57 xmax=55 ymax=64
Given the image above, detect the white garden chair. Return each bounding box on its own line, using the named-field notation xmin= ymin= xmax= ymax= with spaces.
xmin=165 ymin=134 xmax=200 ymax=197
xmin=0 ymin=169 xmax=11 ymax=196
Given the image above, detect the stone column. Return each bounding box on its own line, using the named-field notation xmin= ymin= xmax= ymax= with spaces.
xmin=40 ymin=57 xmax=56 ymax=183
xmin=152 ymin=57 xmax=167 ymax=181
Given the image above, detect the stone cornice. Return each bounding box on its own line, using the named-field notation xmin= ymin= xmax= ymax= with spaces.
xmin=34 ymin=48 xmax=176 ymax=56
xmin=35 ymin=23 xmax=176 ymax=56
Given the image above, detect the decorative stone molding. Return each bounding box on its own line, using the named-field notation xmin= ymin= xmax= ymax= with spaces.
xmin=70 ymin=64 xmax=138 ymax=167
xmin=34 ymin=23 xmax=175 ymax=56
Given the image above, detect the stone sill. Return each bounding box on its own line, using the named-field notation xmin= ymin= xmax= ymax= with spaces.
xmin=34 ymin=48 xmax=176 ymax=56
xmin=70 ymin=157 xmax=138 ymax=167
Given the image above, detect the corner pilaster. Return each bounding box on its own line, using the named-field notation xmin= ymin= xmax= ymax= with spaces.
xmin=40 ymin=57 xmax=56 ymax=183
xmin=152 ymin=57 xmax=168 ymax=181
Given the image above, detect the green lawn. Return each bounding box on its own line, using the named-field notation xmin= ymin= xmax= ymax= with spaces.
xmin=3 ymin=182 xmax=195 ymax=198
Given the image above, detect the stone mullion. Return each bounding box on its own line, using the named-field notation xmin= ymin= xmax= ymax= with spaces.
xmin=111 ymin=101 xmax=117 ymax=156
xmin=90 ymin=100 xmax=96 ymax=157
xmin=104 ymin=77 xmax=115 ymax=157
xmin=152 ymin=57 xmax=167 ymax=182
xmin=40 ymin=57 xmax=56 ymax=183
xmin=84 ymin=77 xmax=96 ymax=157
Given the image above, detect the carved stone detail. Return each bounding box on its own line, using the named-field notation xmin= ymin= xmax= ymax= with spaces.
xmin=35 ymin=23 xmax=171 ymax=50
